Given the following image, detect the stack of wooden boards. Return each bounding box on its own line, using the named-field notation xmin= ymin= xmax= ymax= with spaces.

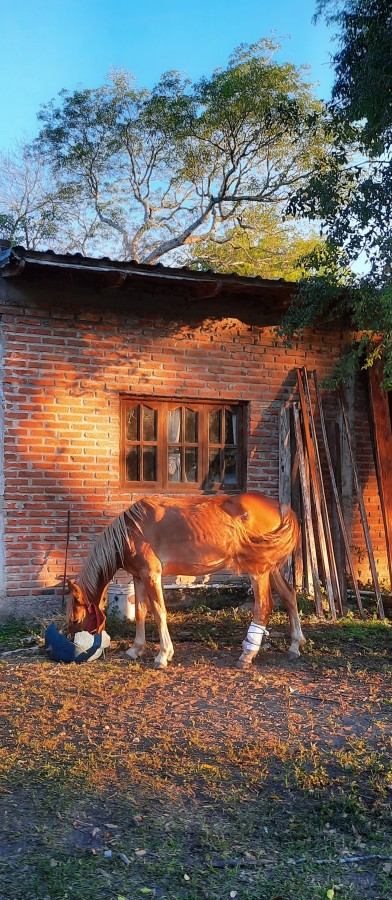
xmin=279 ymin=367 xmax=385 ymax=619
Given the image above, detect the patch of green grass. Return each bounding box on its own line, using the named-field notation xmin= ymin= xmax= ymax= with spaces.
xmin=0 ymin=616 xmax=37 ymax=650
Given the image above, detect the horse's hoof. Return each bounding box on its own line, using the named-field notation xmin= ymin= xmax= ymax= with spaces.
xmin=235 ymin=658 xmax=252 ymax=670
xmin=287 ymin=650 xmax=300 ymax=662
xmin=154 ymin=660 xmax=168 ymax=670
xmin=126 ymin=647 xmax=143 ymax=660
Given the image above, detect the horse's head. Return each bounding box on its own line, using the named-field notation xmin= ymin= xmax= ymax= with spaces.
xmin=67 ymin=579 xmax=107 ymax=638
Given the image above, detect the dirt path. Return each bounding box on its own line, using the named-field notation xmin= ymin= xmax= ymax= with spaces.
xmin=0 ymin=614 xmax=391 ymax=899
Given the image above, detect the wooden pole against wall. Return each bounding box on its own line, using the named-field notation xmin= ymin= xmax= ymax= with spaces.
xmin=61 ymin=510 xmax=71 ymax=611
xmin=339 ymin=388 xmax=385 ymax=619
xmin=293 ymin=403 xmax=324 ymax=617
xmin=296 ymin=369 xmax=337 ymax=619
xmin=302 ymin=368 xmax=343 ymax=616
xmin=279 ymin=404 xmax=293 ymax=583
xmin=289 ymin=407 xmax=304 ymax=592
xmin=313 ymin=372 xmax=364 ymax=619
xmin=368 ymin=363 xmax=392 ymax=591
xmin=327 ymin=419 xmax=348 ymax=614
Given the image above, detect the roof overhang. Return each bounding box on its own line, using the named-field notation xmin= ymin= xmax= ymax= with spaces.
xmin=0 ymin=245 xmax=299 ymax=324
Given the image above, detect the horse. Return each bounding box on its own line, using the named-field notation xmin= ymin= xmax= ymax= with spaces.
xmin=67 ymin=491 xmax=305 ymax=669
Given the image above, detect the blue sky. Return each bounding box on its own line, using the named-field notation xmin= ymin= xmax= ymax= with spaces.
xmin=1 ymin=0 xmax=336 ymax=152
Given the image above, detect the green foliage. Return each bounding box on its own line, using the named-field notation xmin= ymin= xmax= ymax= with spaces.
xmin=315 ymin=0 xmax=392 ymax=151
xmin=188 ymin=207 xmax=325 ymax=280
xmin=280 ymin=1 xmax=392 ymax=387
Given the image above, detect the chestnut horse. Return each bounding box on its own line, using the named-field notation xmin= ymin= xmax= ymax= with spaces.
xmin=67 ymin=491 xmax=305 ymax=669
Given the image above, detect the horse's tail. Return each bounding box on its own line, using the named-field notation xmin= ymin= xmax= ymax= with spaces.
xmin=239 ymin=503 xmax=300 ymax=575
xmin=271 ymin=504 xmax=300 ymax=570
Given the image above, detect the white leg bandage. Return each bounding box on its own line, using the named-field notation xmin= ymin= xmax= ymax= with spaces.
xmin=242 ymin=622 xmax=269 ymax=652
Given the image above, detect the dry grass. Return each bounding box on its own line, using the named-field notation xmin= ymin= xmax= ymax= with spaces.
xmin=0 ymin=607 xmax=391 ymax=899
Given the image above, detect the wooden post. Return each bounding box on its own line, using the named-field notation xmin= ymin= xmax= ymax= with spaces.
xmin=368 ymin=363 xmax=392 ymax=591
xmin=339 ymin=388 xmax=385 ymax=619
xmin=297 ymin=368 xmax=337 ymax=619
xmin=313 ymin=372 xmax=364 ymax=618
xmin=293 ymin=403 xmax=324 ymax=617
xmin=327 ymin=420 xmax=348 ymax=614
xmin=61 ymin=510 xmax=71 ymax=611
xmin=279 ymin=405 xmax=293 ymax=582
xmin=290 ymin=407 xmax=304 ymax=591
xmin=303 ymin=368 xmax=343 ymax=615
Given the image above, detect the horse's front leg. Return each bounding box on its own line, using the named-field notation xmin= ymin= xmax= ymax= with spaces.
xmin=237 ymin=571 xmax=273 ymax=669
xmin=141 ymin=562 xmax=174 ymax=669
xmin=125 ymin=576 xmax=148 ymax=661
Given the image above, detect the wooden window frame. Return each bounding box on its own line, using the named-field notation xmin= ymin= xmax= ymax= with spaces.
xmin=120 ymin=396 xmax=247 ymax=492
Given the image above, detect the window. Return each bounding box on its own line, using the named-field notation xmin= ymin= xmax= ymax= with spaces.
xmin=121 ymin=398 xmax=246 ymax=491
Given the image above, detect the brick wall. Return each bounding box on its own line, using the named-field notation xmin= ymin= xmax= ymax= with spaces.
xmin=0 ymin=275 xmax=388 ymax=608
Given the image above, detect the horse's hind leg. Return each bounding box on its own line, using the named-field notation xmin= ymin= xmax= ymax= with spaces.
xmin=237 ymin=571 xmax=273 ymax=669
xmin=270 ymin=570 xmax=306 ymax=660
xmin=126 ymin=576 xmax=148 ymax=661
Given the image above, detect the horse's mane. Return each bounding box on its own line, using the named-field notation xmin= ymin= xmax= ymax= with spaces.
xmin=77 ymin=511 xmax=131 ymax=596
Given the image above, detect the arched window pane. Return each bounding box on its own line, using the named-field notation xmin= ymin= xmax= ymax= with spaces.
xmin=225 ymin=410 xmax=237 ymax=445
xmin=209 ymin=409 xmax=221 ymax=444
xmin=185 ymin=408 xmax=197 ymax=443
xmin=168 ymin=408 xmax=181 ymax=442
xmin=126 ymin=407 xmax=139 ymax=441
xmin=143 ymin=406 xmax=157 ymax=441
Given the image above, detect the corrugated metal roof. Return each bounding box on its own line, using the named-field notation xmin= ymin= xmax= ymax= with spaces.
xmin=0 ymin=244 xmax=298 ymax=297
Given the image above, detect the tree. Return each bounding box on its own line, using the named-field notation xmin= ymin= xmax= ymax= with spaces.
xmin=280 ymin=1 xmax=392 ymax=386
xmin=0 ymin=140 xmax=118 ymax=254
xmin=188 ymin=207 xmax=324 ymax=281
xmin=33 ymin=40 xmax=333 ymax=264
xmin=0 ymin=142 xmax=64 ymax=249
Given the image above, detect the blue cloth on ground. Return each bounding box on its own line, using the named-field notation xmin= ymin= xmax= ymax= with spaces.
xmin=45 ymin=622 xmax=107 ymax=664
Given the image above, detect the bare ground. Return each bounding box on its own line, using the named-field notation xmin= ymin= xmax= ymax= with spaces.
xmin=0 ymin=607 xmax=391 ymax=900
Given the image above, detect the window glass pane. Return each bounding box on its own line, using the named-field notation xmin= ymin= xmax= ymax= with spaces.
xmin=143 ymin=447 xmax=157 ymax=481
xmin=168 ymin=447 xmax=181 ymax=482
xmin=224 ymin=448 xmax=237 ymax=484
xmin=126 ymin=407 xmax=139 ymax=441
xmin=209 ymin=409 xmax=221 ymax=444
xmin=225 ymin=410 xmax=237 ymax=445
xmin=185 ymin=408 xmax=197 ymax=443
xmin=143 ymin=406 xmax=157 ymax=441
xmin=185 ymin=448 xmax=197 ymax=482
xmin=168 ymin=408 xmax=181 ymax=442
xmin=126 ymin=447 xmax=140 ymax=481
xmin=208 ymin=449 xmax=221 ymax=483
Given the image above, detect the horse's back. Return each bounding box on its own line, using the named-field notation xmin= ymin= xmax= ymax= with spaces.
xmin=129 ymin=491 xmax=284 ymax=547
xmin=221 ymin=491 xmax=282 ymax=533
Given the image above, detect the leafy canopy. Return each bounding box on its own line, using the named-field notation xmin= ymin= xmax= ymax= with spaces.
xmin=30 ymin=39 xmax=332 ymax=264
xmin=280 ymin=1 xmax=392 ymax=386
xmin=188 ymin=207 xmax=324 ymax=281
